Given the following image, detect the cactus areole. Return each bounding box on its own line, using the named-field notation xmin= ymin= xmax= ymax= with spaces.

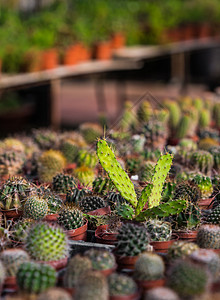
xmin=97 ymin=139 xmax=137 ymax=207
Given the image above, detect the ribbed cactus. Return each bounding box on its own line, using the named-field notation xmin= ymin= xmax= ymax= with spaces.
xmin=199 ymin=108 xmax=211 ymax=128
xmin=92 ymin=175 xmax=115 ymax=195
xmin=17 ymin=261 xmax=56 ymax=294
xmin=116 ymin=223 xmax=150 ymax=256
xmin=24 ymin=195 xmax=48 ymax=220
xmin=35 ymin=186 xmax=62 ymax=214
xmin=164 ymin=100 xmax=181 ymax=131
xmin=79 ymin=195 xmax=106 ymax=213
xmin=97 ymin=139 xmax=137 ymax=207
xmin=11 ymin=218 xmax=34 ymax=243
xmin=144 ymin=220 xmax=172 ymax=241
xmin=167 ymin=259 xmax=210 ymax=298
xmin=173 ymin=182 xmax=200 ymax=203
xmin=65 ymin=187 xmax=87 ymax=205
xmin=84 ymin=249 xmax=116 ymax=271
xmin=63 ymin=254 xmax=92 ymax=288
xmin=0 ymin=177 xmax=33 ymax=210
xmin=75 ymin=270 xmax=109 ymax=300
xmin=61 ymin=138 xmax=80 ymax=163
xmin=0 ymin=248 xmax=30 ymax=277
xmin=207 ymin=205 xmax=220 ymax=225
xmin=133 ymin=253 xmax=165 ymax=281
xmin=77 ymin=149 xmax=98 ymax=168
xmin=167 ymin=241 xmax=199 ymax=261
xmin=52 ymin=173 xmax=77 ymax=193
xmin=57 ymin=205 xmax=84 ymax=230
xmin=137 ymin=100 xmax=152 ymax=123
xmin=192 ymin=174 xmax=213 ymax=199
xmin=25 ymin=222 xmax=69 ymax=261
xmin=209 ymin=146 xmax=220 ymax=172
xmin=190 ymin=150 xmax=214 ymax=175
xmin=33 ymin=128 xmax=58 ymax=150
xmin=79 ymin=122 xmax=102 ymax=144
xmin=0 ymin=150 xmax=25 ymax=176
xmin=190 ymin=249 xmax=220 ymax=282
xmin=197 ymin=224 xmax=220 ymax=249
xmin=38 ymin=150 xmax=66 ymax=182
xmin=73 ymin=165 xmax=95 ymax=187
xmin=176 ymin=114 xmax=191 ymax=139
xmin=108 ymin=273 xmax=137 ymax=297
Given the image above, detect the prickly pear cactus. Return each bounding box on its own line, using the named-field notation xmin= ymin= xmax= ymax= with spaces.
xmin=97 ymin=139 xmax=137 ymax=207
xmin=136 ymin=153 xmax=173 ymax=214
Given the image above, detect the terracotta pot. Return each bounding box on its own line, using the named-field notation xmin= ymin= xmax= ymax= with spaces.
xmin=198 ymin=23 xmax=212 ymax=39
xmin=136 ymin=278 xmax=165 ymax=292
xmin=79 ymin=45 xmax=92 ymax=62
xmin=64 ymin=163 xmax=77 ymax=173
xmin=95 ymin=225 xmax=118 ymax=245
xmin=94 ymin=41 xmax=112 ymax=60
xmin=41 ymin=49 xmax=58 ymax=70
xmin=174 ymin=230 xmax=197 ymax=242
xmin=22 ymin=49 xmax=42 ymax=73
xmin=38 ymin=256 xmax=68 ymax=271
xmin=150 ymin=234 xmax=179 ymax=253
xmin=63 ymin=44 xmax=82 ymax=65
xmin=3 ymin=276 xmax=18 ymax=290
xmin=115 ymin=254 xmax=139 ymax=270
xmin=88 ymin=206 xmax=111 ymax=216
xmin=99 ymin=265 xmax=117 ymax=277
xmin=198 ymin=197 xmax=214 ymax=210
xmin=111 ymin=33 xmax=126 ymax=49
xmin=0 ymin=209 xmax=23 ymax=219
xmin=65 ymin=219 xmax=88 ymax=241
xmin=44 ymin=213 xmax=59 ymax=222
xmin=110 ymin=291 xmax=140 ymax=300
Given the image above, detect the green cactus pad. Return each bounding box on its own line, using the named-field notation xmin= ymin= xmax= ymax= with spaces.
xmin=97 ymin=139 xmax=137 ymax=207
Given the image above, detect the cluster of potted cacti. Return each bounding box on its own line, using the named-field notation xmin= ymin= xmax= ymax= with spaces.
xmin=0 ymin=93 xmax=219 ymax=298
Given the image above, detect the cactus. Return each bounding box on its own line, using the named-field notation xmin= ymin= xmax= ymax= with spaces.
xmin=116 ymin=223 xmax=150 ymax=256
xmin=35 ymin=186 xmax=62 ymax=214
xmin=79 ymin=195 xmax=106 ymax=213
xmin=3 ymin=138 xmax=25 ymax=153
xmin=37 ymin=288 xmax=72 ymax=300
xmin=167 ymin=241 xmax=199 ymax=261
xmin=142 ymin=149 xmax=161 ymax=162
xmin=79 ymin=122 xmax=103 ymax=144
xmin=144 ymin=287 xmax=179 ymax=300
xmin=97 ymin=139 xmax=137 ymax=207
xmin=190 ymin=150 xmax=214 ymax=175
xmin=130 ymin=134 xmax=146 ymax=153
xmin=136 ymin=199 xmax=187 ymax=222
xmin=17 ymin=261 xmax=56 ymax=294
xmin=0 ymin=177 xmax=33 ymax=210
xmin=197 ymin=225 xmax=220 ymax=249
xmin=198 ymin=138 xmax=219 ymax=151
xmin=136 ymin=153 xmax=173 ymax=214
xmin=92 ymin=175 xmax=115 ymax=195
xmin=193 ymin=97 xmax=204 ymax=111
xmin=190 ymin=249 xmax=220 ymax=282
xmin=199 ymin=128 xmax=219 ymax=140
xmin=167 ymin=259 xmax=210 ymax=297
xmin=199 ymin=108 xmax=211 ymax=128
xmin=77 ymin=149 xmax=98 ymax=168
xmin=38 ymin=150 xmax=66 ymax=183
xmin=173 ymin=182 xmax=200 ymax=204
xmin=119 ymin=101 xmax=137 ymax=131
xmin=192 ymin=174 xmax=213 ymax=199
xmin=84 ymin=249 xmax=116 ymax=270
xmin=65 ymin=187 xmax=88 ymax=205
xmin=63 ymin=254 xmax=92 ymax=288
xmin=144 ymin=220 xmax=172 ymax=241
xmin=24 ymin=195 xmax=48 ymax=220
xmin=73 ymin=165 xmax=95 ymax=187
xmin=164 ymin=100 xmax=181 ymax=131
xmin=104 ymin=192 xmax=127 ymax=211
xmin=133 ymin=253 xmax=165 ymax=281
xmin=126 ymin=157 xmax=142 ymax=175
xmin=176 ymin=114 xmax=191 ymax=139
xmin=75 ymin=270 xmax=109 ymax=300
xmin=11 ymin=218 xmax=34 ymax=243
xmin=25 ymin=222 xmax=69 ymax=261
xmin=0 ymin=248 xmax=30 ymax=277
xmin=173 ymin=201 xmax=201 ymax=230
xmin=57 ymin=205 xmax=84 ymax=230
xmin=207 ymin=205 xmax=220 ymax=225
xmin=0 ymin=150 xmax=25 ymax=176
xmin=137 ymin=100 xmax=152 ymax=123
xmin=142 ymin=120 xmax=168 ymax=150
xmin=108 ymin=273 xmax=137 ymax=297
xmin=178 ymin=138 xmax=197 ymax=151
xmin=209 ymin=146 xmax=220 ymax=172
xmin=33 ymin=128 xmax=58 ymax=150
xmin=61 ymin=138 xmax=80 ymax=163
xmin=52 ymin=173 xmax=77 ymax=194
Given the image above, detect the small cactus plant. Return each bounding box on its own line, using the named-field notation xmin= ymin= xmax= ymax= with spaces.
xmin=144 ymin=219 xmax=172 ymax=242
xmin=37 ymin=287 xmax=72 ymax=300
xmin=79 ymin=195 xmax=106 ymax=213
xmin=84 ymin=249 xmax=116 ymax=271
xmin=167 ymin=241 xmax=199 ymax=261
xmin=17 ymin=261 xmax=56 ymax=294
xmin=24 ymin=195 xmax=48 ymax=220
xmin=192 ymin=174 xmax=213 ymax=199
xmin=197 ymin=224 xmax=220 ymax=249
xmin=144 ymin=287 xmax=180 ymax=300
xmin=52 ymin=173 xmax=77 ymax=194
xmin=207 ymin=205 xmax=220 ymax=225
xmin=190 ymin=150 xmax=214 ymax=175
xmin=108 ymin=273 xmax=137 ymax=297
xmin=57 ymin=205 xmax=84 ymax=230
xmin=133 ymin=252 xmax=165 ymax=281
xmin=73 ymin=165 xmax=95 ymax=187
